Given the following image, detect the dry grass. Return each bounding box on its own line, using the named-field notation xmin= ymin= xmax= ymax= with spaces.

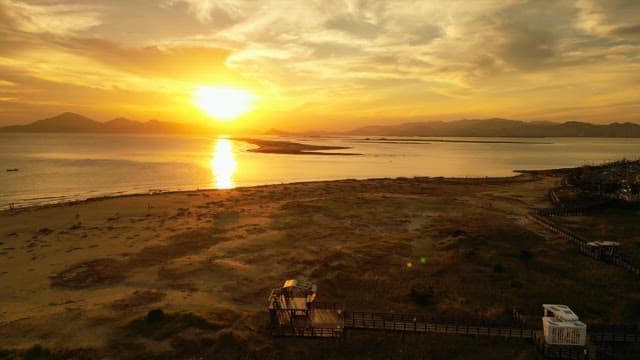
xmin=50 ymin=258 xmax=125 ymax=288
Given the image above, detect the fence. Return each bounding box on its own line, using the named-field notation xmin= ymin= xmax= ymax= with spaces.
xmin=271 ymin=326 xmax=344 ymax=338
xmin=590 ymin=324 xmax=640 ymax=343
xmin=310 ymin=302 xmax=345 ymax=311
xmin=344 ymin=311 xmax=534 ymax=338
xmin=527 ymin=207 xmax=640 ymax=275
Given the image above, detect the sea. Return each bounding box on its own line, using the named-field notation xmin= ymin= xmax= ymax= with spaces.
xmin=1 ymin=133 xmax=639 ymax=210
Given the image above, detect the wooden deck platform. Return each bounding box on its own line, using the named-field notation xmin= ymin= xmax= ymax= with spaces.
xmin=311 ymin=309 xmax=343 ymax=328
xmin=271 ymin=307 xmax=344 ymax=338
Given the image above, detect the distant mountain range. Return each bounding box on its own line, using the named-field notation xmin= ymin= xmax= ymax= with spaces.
xmin=0 ymin=112 xmax=218 ymax=134
xmin=2 ymin=113 xmax=640 ymax=137
xmin=345 ymin=118 xmax=640 ymax=137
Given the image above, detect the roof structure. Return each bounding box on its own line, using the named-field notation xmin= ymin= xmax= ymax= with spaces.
xmin=543 ymin=304 xmax=579 ymax=321
xmin=587 ymin=241 xmax=620 ymax=247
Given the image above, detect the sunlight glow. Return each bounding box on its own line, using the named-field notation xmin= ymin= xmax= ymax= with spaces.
xmin=194 ymin=86 xmax=254 ymax=121
xmin=211 ymin=138 xmax=237 ymax=189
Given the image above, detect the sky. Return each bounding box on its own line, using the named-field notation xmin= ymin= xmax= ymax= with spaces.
xmin=0 ymin=0 xmax=639 ymax=131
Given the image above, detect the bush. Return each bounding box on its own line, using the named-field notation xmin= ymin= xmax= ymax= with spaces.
xmin=23 ymin=345 xmax=51 ymax=360
xmin=410 ymin=286 xmax=434 ymax=305
xmin=146 ymin=308 xmax=165 ymax=323
xmin=519 ymin=250 xmax=533 ymax=260
xmin=451 ymin=230 xmax=465 ymax=237
xmin=510 ymin=279 xmax=523 ymax=289
xmin=213 ymin=331 xmax=246 ymax=357
xmin=128 ymin=310 xmax=218 ymax=340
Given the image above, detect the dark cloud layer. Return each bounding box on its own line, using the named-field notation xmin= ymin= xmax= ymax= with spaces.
xmin=612 ymin=24 xmax=640 ymax=37
xmin=497 ymin=22 xmax=557 ymax=70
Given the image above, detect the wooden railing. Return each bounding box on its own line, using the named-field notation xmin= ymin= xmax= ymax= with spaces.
xmin=310 ymin=302 xmax=345 ymax=310
xmin=590 ymin=324 xmax=640 ymax=343
xmin=526 ymin=211 xmax=640 ymax=275
xmin=344 ymin=312 xmax=534 ymax=338
xmin=591 ymin=332 xmax=640 ymax=343
xmin=271 ymin=326 xmax=344 ymax=338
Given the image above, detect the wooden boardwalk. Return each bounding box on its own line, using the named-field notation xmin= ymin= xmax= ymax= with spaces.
xmin=344 ymin=312 xmax=534 ymax=338
xmin=590 ymin=324 xmax=640 ymax=343
xmin=591 ymin=332 xmax=640 ymax=342
xmin=527 ymin=206 xmax=640 ymax=275
xmin=274 ymin=307 xmax=640 ymax=345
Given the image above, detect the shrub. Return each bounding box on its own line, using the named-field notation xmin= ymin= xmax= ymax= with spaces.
xmin=510 ymin=279 xmax=523 ymax=289
xmin=410 ymin=286 xmax=434 ymax=305
xmin=128 ymin=310 xmax=218 ymax=340
xmin=146 ymin=308 xmax=165 ymax=323
xmin=519 ymin=250 xmax=533 ymax=260
xmin=451 ymin=230 xmax=465 ymax=237
xmin=23 ymin=345 xmax=51 ymax=360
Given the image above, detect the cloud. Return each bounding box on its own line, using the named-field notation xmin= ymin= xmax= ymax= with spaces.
xmin=163 ymin=0 xmax=242 ymax=24
xmin=0 ymin=0 xmax=101 ymax=34
xmin=574 ymin=0 xmax=640 ymax=38
xmin=0 ymin=66 xmax=190 ymax=123
xmin=325 ymin=14 xmax=382 ymax=39
xmin=0 ymin=0 xmax=100 ymax=55
xmin=308 ymin=41 xmax=363 ymax=58
xmin=611 ymin=24 xmax=640 ymax=38
xmin=60 ymin=37 xmax=237 ymax=83
xmin=0 ymin=1 xmax=243 ymax=85
xmin=406 ymin=24 xmax=443 ymax=46
xmin=496 ymin=22 xmax=557 ymax=70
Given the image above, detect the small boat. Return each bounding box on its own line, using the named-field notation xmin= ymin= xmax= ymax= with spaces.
xmin=6 ymin=168 xmax=19 ymax=172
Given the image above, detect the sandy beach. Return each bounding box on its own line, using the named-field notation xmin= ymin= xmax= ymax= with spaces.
xmin=2 ymin=174 xmax=639 ymax=358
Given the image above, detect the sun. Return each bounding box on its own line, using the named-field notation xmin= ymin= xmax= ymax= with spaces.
xmin=193 ymin=86 xmax=254 ymax=121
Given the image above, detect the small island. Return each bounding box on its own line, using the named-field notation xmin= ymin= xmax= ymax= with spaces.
xmin=233 ymin=138 xmax=360 ymax=155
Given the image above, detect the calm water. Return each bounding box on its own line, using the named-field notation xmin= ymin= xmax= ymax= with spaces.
xmin=1 ymin=133 xmax=639 ymax=210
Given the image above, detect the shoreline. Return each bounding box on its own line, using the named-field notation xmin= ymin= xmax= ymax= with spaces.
xmin=364 ymin=137 xmax=552 ymax=144
xmin=1 ymin=173 xmax=537 ymax=214
xmin=7 ymin=157 xmax=627 ymax=213
xmin=6 ymin=157 xmax=625 ymax=213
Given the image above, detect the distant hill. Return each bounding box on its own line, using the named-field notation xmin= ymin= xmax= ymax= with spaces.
xmin=0 ymin=112 xmax=104 ymax=133
xmin=4 ymin=113 xmax=640 ymax=137
xmin=0 ymin=112 xmax=217 ymax=134
xmin=345 ymin=118 xmax=640 ymax=137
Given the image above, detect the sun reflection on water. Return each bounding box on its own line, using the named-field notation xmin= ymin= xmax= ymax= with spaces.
xmin=211 ymin=138 xmax=237 ymax=189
